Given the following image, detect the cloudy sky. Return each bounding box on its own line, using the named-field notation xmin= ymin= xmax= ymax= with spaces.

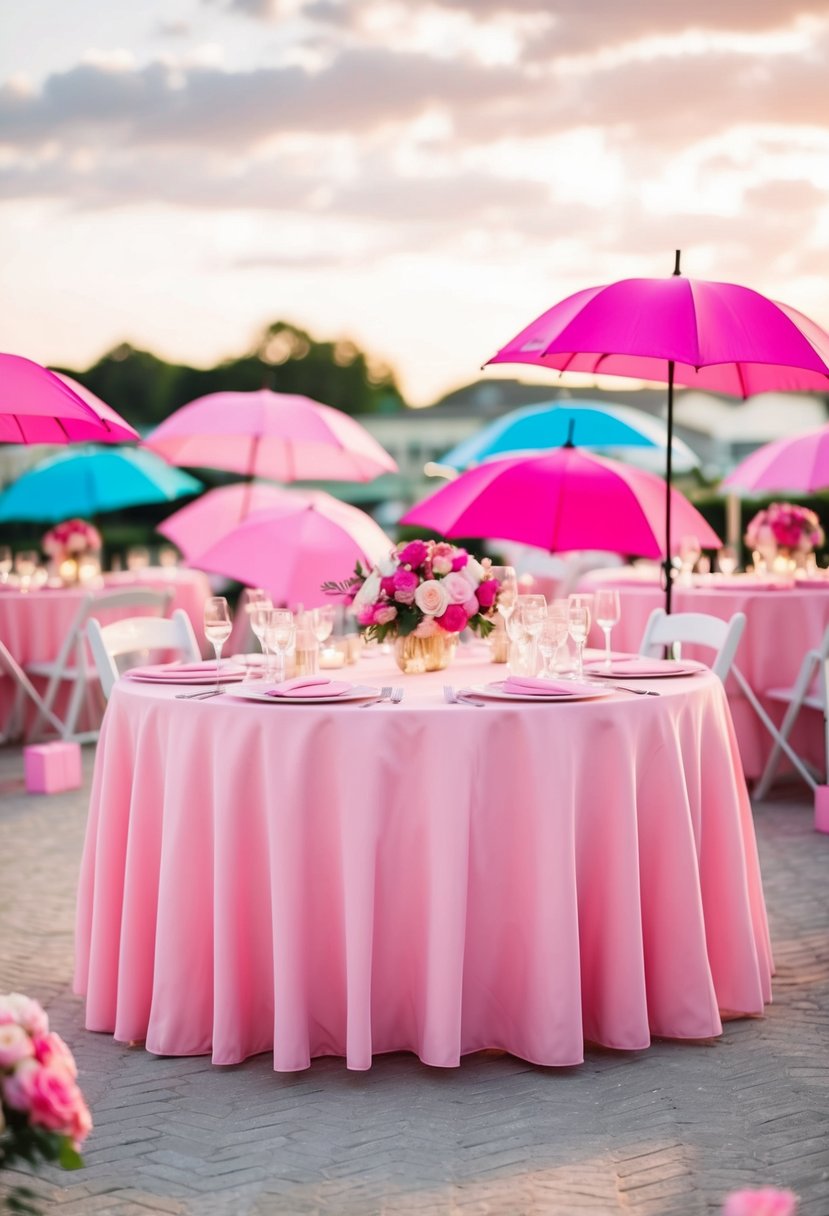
xmin=1 ymin=0 xmax=828 ymax=403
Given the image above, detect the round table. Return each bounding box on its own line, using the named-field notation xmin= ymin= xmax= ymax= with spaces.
xmin=577 ymin=569 xmax=829 ymax=779
xmin=75 ymin=652 xmax=772 ymax=1072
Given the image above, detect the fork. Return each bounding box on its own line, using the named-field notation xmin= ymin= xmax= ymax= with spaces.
xmin=443 ymin=685 xmax=485 ymax=708
xmin=360 ymin=685 xmax=393 ymax=707
xmin=585 ymin=681 xmax=660 ymax=697
xmin=175 ymin=688 xmax=227 ymax=700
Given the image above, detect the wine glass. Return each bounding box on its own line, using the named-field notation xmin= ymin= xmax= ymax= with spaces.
xmin=717 ymin=545 xmax=738 ymax=577
xmin=266 ymin=609 xmax=295 ymax=684
xmin=567 ymin=604 xmax=589 ymax=680
xmin=204 ymin=597 xmax=232 ymax=694
xmin=311 ymin=605 xmax=336 ymax=646
xmin=538 ymin=614 xmax=568 ymax=678
xmin=490 ymin=566 xmax=518 ymax=621
xmin=567 ymin=593 xmax=593 ymax=638
xmin=506 ymin=602 xmax=532 ymax=674
xmin=594 ymin=589 xmax=621 ymax=673
xmin=15 ymin=550 xmax=38 ymax=593
xmin=0 ymin=546 xmax=11 ymax=584
xmin=678 ymin=535 xmax=701 ymax=582
xmin=515 ymin=594 xmax=547 ymax=674
xmin=247 ymin=589 xmax=273 ymax=673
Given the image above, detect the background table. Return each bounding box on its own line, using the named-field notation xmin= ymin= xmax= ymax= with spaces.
xmin=75 ymin=652 xmax=772 ymax=1072
xmin=577 ymin=569 xmax=829 ymax=780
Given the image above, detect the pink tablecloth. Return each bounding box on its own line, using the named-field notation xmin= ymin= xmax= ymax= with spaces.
xmin=576 ymin=570 xmax=829 ymax=780
xmin=75 ymin=653 xmax=772 ymax=1072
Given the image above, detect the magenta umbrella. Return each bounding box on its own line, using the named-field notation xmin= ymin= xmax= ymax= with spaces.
xmin=144 ymin=389 xmax=397 ymax=482
xmin=0 ymin=354 xmax=138 ymax=444
xmin=723 ymin=423 xmax=829 ymax=494
xmin=193 ymin=490 xmax=393 ymax=609
xmin=157 ymin=482 xmax=297 ymax=559
xmin=486 ymin=252 xmax=829 ymax=607
xmin=401 ymin=448 xmax=721 ymax=559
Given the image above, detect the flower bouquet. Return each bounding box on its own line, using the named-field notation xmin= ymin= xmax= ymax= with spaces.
xmin=1 ymin=992 xmax=92 ymax=1209
xmin=745 ymin=503 xmax=824 ymax=558
xmin=42 ymin=520 xmax=102 ymax=585
xmin=324 ymin=539 xmax=502 ymax=673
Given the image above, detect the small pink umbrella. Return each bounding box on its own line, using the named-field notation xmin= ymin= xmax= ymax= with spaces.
xmin=723 ymin=423 xmax=829 ymax=494
xmin=401 ymin=448 xmax=721 ymax=559
xmin=486 ymin=252 xmax=829 ymax=606
xmin=193 ymin=490 xmax=393 ymax=609
xmin=157 ymin=482 xmax=297 ymax=560
xmin=144 ymin=389 xmax=397 ymax=482
xmin=0 ymin=353 xmax=138 ymax=444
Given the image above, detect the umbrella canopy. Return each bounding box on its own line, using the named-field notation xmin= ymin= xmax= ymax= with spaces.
xmin=144 ymin=389 xmax=397 ymax=482
xmin=440 ymin=400 xmax=700 ymax=473
xmin=486 ymin=252 xmax=829 ymax=607
xmin=0 ymin=446 xmax=201 ymax=523
xmin=158 ymin=481 xmax=304 ymax=560
xmin=0 ymin=353 xmax=138 ymax=445
xmin=723 ymin=423 xmax=829 ymax=494
xmin=193 ymin=491 xmax=393 ymax=609
xmin=401 ymin=448 xmax=721 ymax=560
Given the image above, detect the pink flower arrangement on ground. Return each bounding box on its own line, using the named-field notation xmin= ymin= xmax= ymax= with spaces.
xmin=0 ymin=992 xmax=91 ymax=1190
xmin=745 ymin=503 xmax=824 ymax=554
xmin=41 ymin=519 xmax=102 ymax=563
xmin=722 ymin=1187 xmax=798 ymax=1215
xmin=324 ymin=539 xmax=502 ymax=644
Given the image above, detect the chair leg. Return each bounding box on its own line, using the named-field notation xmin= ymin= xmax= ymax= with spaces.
xmin=735 ymin=667 xmax=818 ymax=796
xmin=754 ymin=656 xmax=818 ymax=799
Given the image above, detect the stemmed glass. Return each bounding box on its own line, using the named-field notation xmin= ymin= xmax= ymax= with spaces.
xmin=15 ymin=551 xmax=38 ymax=593
xmin=490 ymin=566 xmax=518 ymax=623
xmin=311 ymin=605 xmax=336 ymax=647
xmin=266 ymin=609 xmax=295 ymax=684
xmin=678 ymin=535 xmax=701 ymax=583
xmin=567 ymin=603 xmax=590 ymax=680
xmin=247 ymin=589 xmax=273 ymax=673
xmin=717 ymin=546 xmax=738 ymax=576
xmin=594 ymin=589 xmax=621 ymax=673
xmin=0 ymin=546 xmax=11 ymax=584
xmin=537 ymin=613 xmax=569 ymax=678
xmin=204 ymin=597 xmax=232 ymax=695
xmin=515 ymin=594 xmax=547 ymax=674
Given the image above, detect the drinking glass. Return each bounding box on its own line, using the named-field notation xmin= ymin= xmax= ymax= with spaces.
xmin=515 ymin=594 xmax=547 ymax=673
xmin=15 ymin=550 xmax=38 ymax=593
xmin=490 ymin=566 xmax=518 ymax=622
xmin=127 ymin=546 xmax=150 ymax=571
xmin=538 ymin=615 xmax=569 ymax=678
xmin=717 ymin=545 xmax=738 ymax=576
xmin=204 ymin=597 xmax=232 ymax=694
xmin=678 ymin=535 xmax=701 ymax=582
xmin=247 ymin=589 xmax=273 ymax=673
xmin=506 ymin=603 xmax=531 ymax=674
xmin=567 ymin=604 xmax=589 ymax=680
xmin=266 ymin=609 xmax=295 ymax=684
xmin=594 ymin=589 xmax=621 ymax=672
xmin=311 ymin=605 xmax=336 ymax=646
xmin=567 ymin=593 xmax=593 ymax=636
xmin=0 ymin=546 xmax=11 ymax=583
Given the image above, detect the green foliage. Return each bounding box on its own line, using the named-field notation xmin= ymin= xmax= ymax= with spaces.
xmin=54 ymin=321 xmax=406 ymax=432
xmin=1 ymin=1116 xmax=84 ymax=1216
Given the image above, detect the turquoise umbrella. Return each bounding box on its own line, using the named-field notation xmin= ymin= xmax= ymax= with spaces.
xmin=440 ymin=400 xmax=700 ymax=473
xmin=0 ymin=446 xmax=202 ymax=522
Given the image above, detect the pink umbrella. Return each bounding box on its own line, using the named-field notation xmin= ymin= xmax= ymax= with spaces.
xmin=157 ymin=482 xmax=297 ymax=560
xmin=0 ymin=353 xmax=138 ymax=444
xmin=144 ymin=389 xmax=397 ymax=482
xmin=723 ymin=423 xmax=829 ymax=494
xmin=486 ymin=251 xmax=829 ymax=606
xmin=401 ymin=448 xmax=721 ymax=559
xmin=193 ymin=490 xmax=393 ymax=609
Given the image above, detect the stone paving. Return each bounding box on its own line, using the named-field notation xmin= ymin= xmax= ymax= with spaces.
xmin=1 ymin=744 xmax=828 ymax=1216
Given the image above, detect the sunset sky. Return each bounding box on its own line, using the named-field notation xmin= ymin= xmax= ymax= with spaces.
xmin=1 ymin=0 xmax=828 ymax=403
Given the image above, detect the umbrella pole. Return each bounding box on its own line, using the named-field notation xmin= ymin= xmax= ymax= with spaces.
xmin=664 ymin=359 xmax=675 ymax=614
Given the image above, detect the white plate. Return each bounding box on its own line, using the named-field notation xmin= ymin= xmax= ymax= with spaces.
xmin=583 ymin=660 xmax=706 ymax=679
xmin=466 ymin=683 xmax=615 ymax=702
xmin=125 ymin=669 xmax=247 ymax=685
xmin=227 ymin=683 xmax=381 ymax=705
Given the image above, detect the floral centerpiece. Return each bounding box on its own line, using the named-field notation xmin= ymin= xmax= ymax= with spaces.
xmin=41 ymin=519 xmax=102 ymax=585
xmin=1 ymin=992 xmax=92 ymax=1210
xmin=745 ymin=503 xmax=824 ymax=559
xmin=325 ymin=539 xmax=501 ymax=673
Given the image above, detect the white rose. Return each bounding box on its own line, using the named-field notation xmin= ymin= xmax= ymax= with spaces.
xmin=463 ymin=557 xmax=484 ymax=588
xmin=414 ymin=578 xmax=450 ymax=617
xmin=352 ymin=567 xmax=381 ymax=610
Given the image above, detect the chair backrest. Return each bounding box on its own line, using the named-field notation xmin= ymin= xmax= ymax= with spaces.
xmin=639 ymin=608 xmax=746 ymax=681
xmin=87 ymin=609 xmax=201 ymax=699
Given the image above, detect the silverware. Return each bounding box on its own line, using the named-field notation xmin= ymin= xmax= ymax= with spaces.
xmin=360 ymin=685 xmax=393 ymax=707
xmin=443 ymin=685 xmax=485 ymax=707
xmin=390 ymin=687 xmax=404 ymax=704
xmin=586 ymin=681 xmax=660 ymax=697
xmin=175 ymin=688 xmax=227 ymax=700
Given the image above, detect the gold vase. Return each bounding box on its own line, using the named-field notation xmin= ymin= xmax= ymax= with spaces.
xmin=393 ymin=632 xmax=458 ymax=674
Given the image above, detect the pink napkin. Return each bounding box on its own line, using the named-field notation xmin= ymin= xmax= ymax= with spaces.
xmin=265 ymin=676 xmax=353 ymax=698
xmin=496 ymin=676 xmax=596 ymax=697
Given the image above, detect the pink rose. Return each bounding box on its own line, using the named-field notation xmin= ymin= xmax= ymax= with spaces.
xmin=3 ymin=993 xmax=49 ymax=1037
xmin=380 ymin=576 xmax=397 ymax=598
xmin=68 ymin=1097 xmax=93 ymax=1148
xmin=451 ymin=551 xmax=468 ymax=570
xmin=442 ymin=572 xmax=474 ymax=604
xmin=414 ymin=579 xmax=450 ymax=617
xmin=392 ymin=568 xmax=418 ymax=604
xmin=2 ymin=1058 xmax=39 ymax=1111
xmin=0 ymin=1022 xmax=35 ymax=1068
xmin=33 ymin=1031 xmax=78 ymax=1079
xmin=356 ymin=605 xmax=377 ymax=627
xmin=396 ymin=540 xmax=428 ymax=569
xmin=414 ymin=616 xmax=439 ymax=638
xmin=29 ymin=1065 xmax=85 ymax=1136
xmin=435 ymin=604 xmax=468 ymax=633
xmin=475 ymin=577 xmax=499 ymax=609
xmin=431 ymin=555 xmax=453 ymax=575
xmin=374 ymin=605 xmax=398 ymax=625
xmin=722 ymin=1188 xmax=798 ymax=1216
xmin=462 ymin=596 xmax=479 ymax=618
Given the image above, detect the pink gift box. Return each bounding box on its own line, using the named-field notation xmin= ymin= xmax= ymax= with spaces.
xmin=815 ymin=786 xmax=829 ymax=834
xmin=23 ymin=742 xmax=82 ymax=794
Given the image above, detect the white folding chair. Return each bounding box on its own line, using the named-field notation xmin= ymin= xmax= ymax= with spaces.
xmin=87 ymin=608 xmax=200 ymax=699
xmin=752 ymin=625 xmax=829 ymax=799
xmin=639 ymin=608 xmax=747 ymax=681
xmin=26 ymin=588 xmax=173 ymax=743
xmin=0 ymin=640 xmax=65 ymax=744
